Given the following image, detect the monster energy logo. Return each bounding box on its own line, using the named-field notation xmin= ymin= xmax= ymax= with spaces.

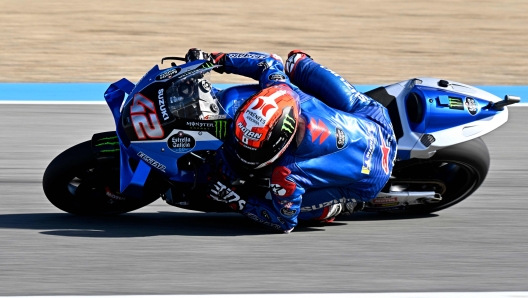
xmin=95 ymin=135 xmax=120 ymax=153
xmin=448 ymin=97 xmax=464 ymax=110
xmin=281 ymin=114 xmax=296 ymax=134
xmin=201 ymin=61 xmax=215 ymax=69
xmin=214 ymin=120 xmax=228 ymax=139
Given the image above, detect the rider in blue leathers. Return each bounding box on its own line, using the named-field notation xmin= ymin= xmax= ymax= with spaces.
xmin=186 ymin=49 xmax=397 ymax=233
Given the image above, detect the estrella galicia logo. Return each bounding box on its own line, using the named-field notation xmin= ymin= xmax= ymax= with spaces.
xmin=167 ymin=131 xmax=196 ymax=153
xmin=336 ymin=127 xmax=345 ymax=149
xmin=268 ymin=73 xmax=286 ymax=81
xmin=156 ymin=67 xmax=181 ymax=80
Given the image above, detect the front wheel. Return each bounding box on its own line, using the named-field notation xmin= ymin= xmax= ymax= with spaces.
xmin=42 ymin=140 xmax=162 ymax=215
xmin=390 ymin=137 xmax=490 ymax=214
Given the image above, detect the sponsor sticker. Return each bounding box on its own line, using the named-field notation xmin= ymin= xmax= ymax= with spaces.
xmin=268 ymin=73 xmax=286 ymax=81
xmin=336 ymin=127 xmax=345 ymax=149
xmin=213 ymin=120 xmax=228 ymax=139
xmin=244 ymin=92 xmax=282 ymax=128
xmin=245 ymin=212 xmax=282 ymax=230
xmin=380 ymin=130 xmax=392 ymax=175
xmin=465 ymin=97 xmax=479 ymax=116
xmin=174 ymin=62 xmax=215 ymax=80
xmin=301 ymin=197 xmax=349 ymax=212
xmin=372 ymin=197 xmax=398 ymax=207
xmin=448 ymin=97 xmax=464 ymax=110
xmin=156 ymin=67 xmax=181 ymax=80
xmin=137 ymin=151 xmax=166 ymax=172
xmin=186 ymin=121 xmax=214 ymax=129
xmin=105 ymin=187 xmax=126 ymax=201
xmin=281 ymin=113 xmax=296 ymax=134
xmin=361 ymin=126 xmax=376 ymax=175
xmin=280 ymin=207 xmax=297 ymax=218
xmin=182 ymin=120 xmax=228 ymax=139
xmin=307 ymin=117 xmax=330 ymax=144
xmin=167 ymin=131 xmax=196 ymax=153
xmin=237 ymin=122 xmax=262 ymax=141
xmin=158 ymin=89 xmax=170 ymax=121
xmin=261 ymin=210 xmax=271 ymax=220
xmin=372 ymin=197 xmax=398 ymax=204
xmin=228 ymin=53 xmax=267 ymax=59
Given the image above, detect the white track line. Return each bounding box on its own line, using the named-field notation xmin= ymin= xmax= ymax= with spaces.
xmin=4 ymin=293 xmax=528 ymax=298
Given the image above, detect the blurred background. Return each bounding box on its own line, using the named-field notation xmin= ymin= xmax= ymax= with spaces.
xmin=1 ymin=0 xmax=527 ymax=85
xmin=1 ymin=1 xmax=528 ymax=295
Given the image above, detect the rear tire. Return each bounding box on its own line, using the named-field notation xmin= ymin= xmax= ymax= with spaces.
xmin=42 ymin=141 xmax=161 ymax=215
xmin=390 ymin=137 xmax=490 ymax=214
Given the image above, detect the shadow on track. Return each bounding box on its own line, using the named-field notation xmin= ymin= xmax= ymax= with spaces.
xmin=0 ymin=210 xmax=438 ymax=238
xmin=338 ymin=211 xmax=439 ymax=222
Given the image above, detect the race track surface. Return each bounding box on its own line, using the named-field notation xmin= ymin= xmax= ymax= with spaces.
xmin=0 ymin=105 xmax=527 ymax=295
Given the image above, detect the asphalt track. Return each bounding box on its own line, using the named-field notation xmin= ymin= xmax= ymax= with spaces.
xmin=0 ymin=104 xmax=527 ymax=295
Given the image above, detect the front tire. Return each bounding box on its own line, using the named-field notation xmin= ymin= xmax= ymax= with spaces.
xmin=42 ymin=141 xmax=161 ymax=215
xmin=390 ymin=137 xmax=490 ymax=214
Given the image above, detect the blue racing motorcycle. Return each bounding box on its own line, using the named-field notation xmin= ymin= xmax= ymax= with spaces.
xmin=42 ymin=57 xmax=520 ymax=216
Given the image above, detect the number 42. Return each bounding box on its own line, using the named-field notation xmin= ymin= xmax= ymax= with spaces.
xmin=130 ymin=93 xmax=164 ymax=140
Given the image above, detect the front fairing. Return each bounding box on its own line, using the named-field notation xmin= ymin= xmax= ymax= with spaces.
xmin=106 ymin=60 xmax=234 ymax=196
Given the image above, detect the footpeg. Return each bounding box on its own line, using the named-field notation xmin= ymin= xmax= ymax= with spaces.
xmin=417 ymin=193 xmax=442 ymax=204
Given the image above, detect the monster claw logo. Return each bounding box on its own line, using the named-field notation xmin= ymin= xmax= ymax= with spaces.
xmin=213 ymin=120 xmax=227 ymax=139
xmin=201 ymin=61 xmax=215 ymax=69
xmin=281 ymin=114 xmax=296 ymax=134
xmin=95 ymin=135 xmax=120 ymax=153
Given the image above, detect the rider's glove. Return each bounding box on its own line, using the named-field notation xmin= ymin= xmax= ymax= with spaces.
xmin=185 ymin=48 xmax=226 ymax=73
xmin=185 ymin=48 xmax=211 ymax=63
xmin=209 ymin=181 xmax=246 ymax=211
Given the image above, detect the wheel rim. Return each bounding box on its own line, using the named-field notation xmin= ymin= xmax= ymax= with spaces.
xmin=61 ymin=163 xmax=133 ymax=213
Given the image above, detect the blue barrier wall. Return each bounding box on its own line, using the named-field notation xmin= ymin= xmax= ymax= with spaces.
xmin=0 ymin=83 xmax=526 ymax=102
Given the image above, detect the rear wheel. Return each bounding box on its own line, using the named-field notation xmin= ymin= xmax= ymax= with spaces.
xmin=390 ymin=137 xmax=490 ymax=214
xmin=42 ymin=141 xmax=162 ymax=215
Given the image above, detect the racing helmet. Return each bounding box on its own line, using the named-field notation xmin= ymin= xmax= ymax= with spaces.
xmin=165 ymin=72 xmax=220 ymax=120
xmin=233 ymin=85 xmax=300 ymax=169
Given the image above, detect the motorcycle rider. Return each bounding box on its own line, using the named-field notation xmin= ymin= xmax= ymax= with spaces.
xmin=185 ymin=48 xmax=397 ymax=233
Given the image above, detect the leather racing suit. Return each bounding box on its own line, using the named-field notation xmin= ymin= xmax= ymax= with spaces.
xmin=215 ymin=52 xmax=397 ymax=232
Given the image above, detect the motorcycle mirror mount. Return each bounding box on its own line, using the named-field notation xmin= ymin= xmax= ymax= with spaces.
xmin=161 ymin=56 xmax=186 ymax=65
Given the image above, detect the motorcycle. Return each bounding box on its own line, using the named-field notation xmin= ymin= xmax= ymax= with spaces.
xmin=42 ymin=57 xmax=520 ymax=217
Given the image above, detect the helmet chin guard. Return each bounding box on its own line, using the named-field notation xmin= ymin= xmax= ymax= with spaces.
xmin=233 ymin=85 xmax=300 ymax=169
